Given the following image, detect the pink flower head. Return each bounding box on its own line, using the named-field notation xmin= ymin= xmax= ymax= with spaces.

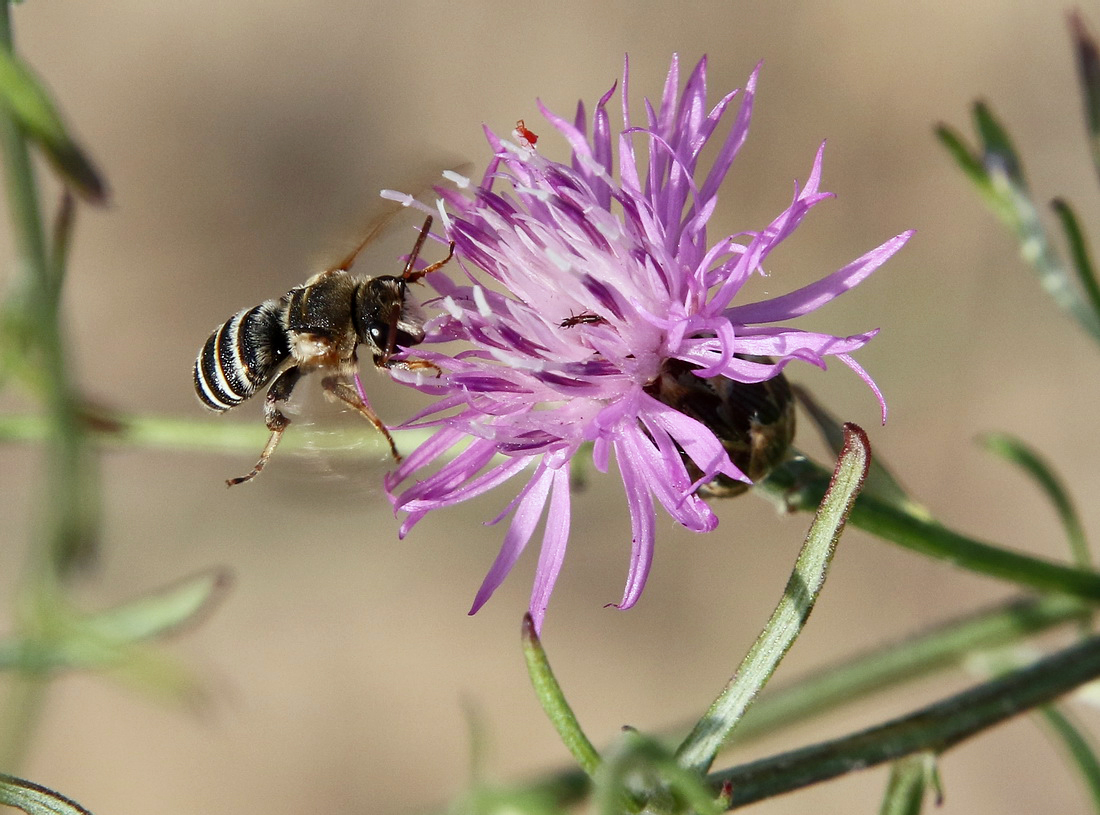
xmin=384 ymin=55 xmax=912 ymax=632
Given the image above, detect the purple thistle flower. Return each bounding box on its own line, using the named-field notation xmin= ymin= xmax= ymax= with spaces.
xmin=383 ymin=55 xmax=912 ymax=632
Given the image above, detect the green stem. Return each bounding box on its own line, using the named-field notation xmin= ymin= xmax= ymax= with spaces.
xmin=759 ymin=459 xmax=1100 ymax=602
xmin=521 ymin=614 xmax=601 ymax=778
xmin=710 ymin=631 xmax=1100 ymax=808
xmin=0 ymin=0 xmax=96 ymax=770
xmin=0 ymin=675 xmax=46 ymax=772
xmin=0 ymin=2 xmax=93 ymax=576
xmin=0 ymin=7 xmax=45 ymax=276
xmin=513 ymin=594 xmax=1086 ymax=813
xmin=676 ymin=425 xmax=869 ymax=774
xmin=731 ymin=594 xmax=1088 ymax=744
xmin=0 ymin=412 xmax=436 ymax=457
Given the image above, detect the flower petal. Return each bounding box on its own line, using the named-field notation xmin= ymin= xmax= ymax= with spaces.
xmin=469 ymin=460 xmax=555 ymax=615
xmin=528 ymin=463 xmax=572 ymax=632
xmin=724 ymin=230 xmax=913 ymax=324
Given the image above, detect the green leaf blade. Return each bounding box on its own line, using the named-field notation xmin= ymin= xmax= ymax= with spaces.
xmin=1052 ymin=198 xmax=1100 ymax=331
xmin=0 ymin=775 xmax=93 ymax=815
xmin=0 ymin=47 xmax=106 ymax=203
xmin=1040 ymin=705 xmax=1100 ymax=812
xmin=978 ymin=432 xmax=1090 ymax=569
xmin=79 ymin=568 xmax=232 ymax=644
xmin=1069 ymin=10 xmax=1100 ymax=183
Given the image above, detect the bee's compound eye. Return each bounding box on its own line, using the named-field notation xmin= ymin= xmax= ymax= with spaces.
xmin=369 ymin=324 xmax=386 ymax=345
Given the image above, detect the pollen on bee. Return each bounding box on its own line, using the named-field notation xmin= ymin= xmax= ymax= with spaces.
xmin=291 ymin=333 xmax=336 ymax=363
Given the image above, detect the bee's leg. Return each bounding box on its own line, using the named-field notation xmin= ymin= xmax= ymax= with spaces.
xmin=321 ymin=375 xmax=402 ymax=461
xmin=227 ymin=366 xmax=302 ymax=486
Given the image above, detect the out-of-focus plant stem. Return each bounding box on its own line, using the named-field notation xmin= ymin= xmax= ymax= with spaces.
xmin=0 ymin=0 xmax=96 ymax=771
xmin=0 ymin=3 xmax=94 ymax=577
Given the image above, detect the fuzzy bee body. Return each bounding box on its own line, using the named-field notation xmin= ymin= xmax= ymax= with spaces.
xmin=195 ymin=298 xmax=289 ymax=411
xmin=647 ymin=356 xmax=795 ymax=498
xmin=193 ymin=216 xmax=452 ymax=486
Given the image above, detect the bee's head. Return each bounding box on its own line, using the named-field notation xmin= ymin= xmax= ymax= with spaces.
xmin=355 ymin=276 xmax=426 ymax=358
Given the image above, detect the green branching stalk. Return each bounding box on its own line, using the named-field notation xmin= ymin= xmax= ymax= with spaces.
xmin=512 ymin=594 xmax=1088 ymax=813
xmin=0 ymin=4 xmax=97 ymax=575
xmin=730 ymin=593 xmax=1087 ymax=744
xmin=0 ymin=1 xmax=107 ymax=772
xmin=709 ymin=631 xmax=1100 ymax=808
xmin=937 ymin=106 xmax=1100 ymax=342
xmin=0 ymin=411 xmax=436 ymax=458
xmin=759 ymin=457 xmax=1100 ymax=602
xmin=676 ymin=424 xmax=870 ymax=775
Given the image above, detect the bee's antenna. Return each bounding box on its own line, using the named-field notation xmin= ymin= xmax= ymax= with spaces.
xmin=402 ymin=216 xmax=433 ymax=278
xmin=402 ymin=216 xmax=455 ymax=283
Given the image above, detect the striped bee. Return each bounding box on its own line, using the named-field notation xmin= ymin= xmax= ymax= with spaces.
xmin=194 ymin=215 xmax=453 ymax=486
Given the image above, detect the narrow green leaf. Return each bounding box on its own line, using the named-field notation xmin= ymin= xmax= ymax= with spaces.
xmin=0 ymin=571 xmax=230 ymax=674
xmin=978 ymin=432 xmax=1090 ymax=569
xmin=879 ymin=754 xmax=936 ymax=815
xmin=47 ymin=190 xmax=74 ymax=302
xmin=732 ymin=594 xmax=1087 ymax=745
xmin=521 ymin=614 xmax=601 ymax=778
xmin=939 ymin=102 xmax=1100 ymax=342
xmin=79 ymin=568 xmax=232 ymax=643
xmin=0 ymin=775 xmax=92 ymax=815
xmin=759 ymin=457 xmax=1100 ymax=602
xmin=0 ymin=46 xmax=106 ymax=202
xmin=1052 ymin=198 xmax=1100 ymax=329
xmin=676 ymin=424 xmax=870 ymax=774
xmin=710 ymin=630 xmax=1100 ymax=808
xmin=1040 ymin=705 xmax=1100 ymax=812
xmin=933 ymin=124 xmax=989 ymax=191
xmin=974 ymin=101 xmax=1027 ymax=188
xmin=1069 ymin=10 xmax=1100 ymax=183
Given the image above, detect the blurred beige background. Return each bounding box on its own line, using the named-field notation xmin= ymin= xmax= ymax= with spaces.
xmin=3 ymin=1 xmax=1100 ymax=813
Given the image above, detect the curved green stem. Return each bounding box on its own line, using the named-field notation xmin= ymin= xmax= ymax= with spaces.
xmin=521 ymin=614 xmax=601 ymax=778
xmin=759 ymin=458 xmax=1100 ymax=602
xmin=676 ymin=425 xmax=869 ymax=774
xmin=710 ymin=630 xmax=1100 ymax=808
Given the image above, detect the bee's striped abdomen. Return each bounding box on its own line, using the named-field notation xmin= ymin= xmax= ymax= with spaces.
xmin=194 ymin=300 xmax=290 ymax=411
